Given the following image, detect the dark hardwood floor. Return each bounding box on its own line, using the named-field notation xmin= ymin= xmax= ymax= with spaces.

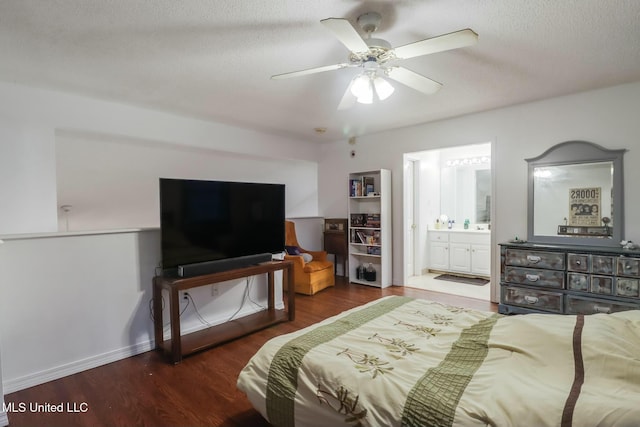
xmin=5 ymin=277 xmax=496 ymax=427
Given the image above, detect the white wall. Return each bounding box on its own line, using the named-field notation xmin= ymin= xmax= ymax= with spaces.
xmin=55 ymin=130 xmax=318 ymax=231
xmin=0 ymin=120 xmax=58 ymax=233
xmin=0 ymin=231 xmax=159 ymax=392
xmin=0 ymin=82 xmax=322 ymax=235
xmin=319 ymin=81 xmax=640 ymax=299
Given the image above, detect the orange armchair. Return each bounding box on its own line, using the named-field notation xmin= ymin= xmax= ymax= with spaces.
xmin=284 ymin=220 xmax=335 ymax=295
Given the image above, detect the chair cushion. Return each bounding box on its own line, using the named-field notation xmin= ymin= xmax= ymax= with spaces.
xmin=303 ymin=260 xmax=333 ymax=273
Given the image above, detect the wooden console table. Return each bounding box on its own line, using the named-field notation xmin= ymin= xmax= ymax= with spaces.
xmin=153 ymin=260 xmax=294 ymax=363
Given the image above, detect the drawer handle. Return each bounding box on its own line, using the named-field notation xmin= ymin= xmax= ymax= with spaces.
xmin=575 ymin=260 xmax=581 ymax=265
xmin=593 ymin=305 xmax=611 ymax=314
xmin=525 ymin=274 xmax=540 ymax=282
xmin=526 ymin=255 xmax=541 ymax=264
xmin=524 ymin=295 xmax=539 ymax=304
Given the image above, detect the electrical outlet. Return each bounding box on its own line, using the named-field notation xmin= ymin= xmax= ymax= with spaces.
xmin=211 ymin=285 xmax=219 ymax=297
xmin=180 ymin=292 xmax=189 ymax=304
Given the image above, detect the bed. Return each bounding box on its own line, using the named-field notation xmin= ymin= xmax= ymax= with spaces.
xmin=237 ymin=296 xmax=640 ymax=427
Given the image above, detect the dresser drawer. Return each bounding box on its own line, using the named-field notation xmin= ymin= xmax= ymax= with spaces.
xmin=568 ymin=253 xmax=616 ymax=274
xmin=567 ymin=272 xmax=589 ymax=292
xmin=565 ymin=295 xmax=640 ymax=314
xmin=504 ymin=266 xmax=565 ymax=288
xmin=505 ymin=249 xmax=565 ymax=270
xmin=502 ymin=285 xmax=563 ymax=313
xmin=591 ymin=255 xmax=615 ymax=274
xmin=567 ymin=253 xmax=589 ymax=272
xmin=617 ymin=257 xmax=640 ymax=277
xmin=616 ymin=278 xmax=640 ymax=298
xmin=590 ymin=275 xmax=613 ymax=295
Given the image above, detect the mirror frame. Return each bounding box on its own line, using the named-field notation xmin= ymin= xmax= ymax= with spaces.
xmin=526 ymin=141 xmax=626 ymax=247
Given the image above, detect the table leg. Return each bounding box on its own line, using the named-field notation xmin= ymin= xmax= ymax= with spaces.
xmin=267 ymin=271 xmax=275 ymax=311
xmin=169 ymin=288 xmax=182 ymax=363
xmin=287 ymin=264 xmax=295 ymax=321
xmin=152 ymin=278 xmax=164 ymax=349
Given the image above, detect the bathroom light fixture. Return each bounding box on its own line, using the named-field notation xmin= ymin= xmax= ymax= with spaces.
xmin=445 ymin=156 xmax=491 ymax=167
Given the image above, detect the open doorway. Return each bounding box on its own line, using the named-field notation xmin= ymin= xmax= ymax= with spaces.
xmin=403 ymin=142 xmax=494 ymax=301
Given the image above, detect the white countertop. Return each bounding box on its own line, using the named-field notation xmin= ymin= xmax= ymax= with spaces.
xmin=428 ymin=227 xmax=490 ymax=234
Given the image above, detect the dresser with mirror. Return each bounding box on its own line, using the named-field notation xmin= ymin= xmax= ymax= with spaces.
xmin=499 ymin=141 xmax=640 ymax=314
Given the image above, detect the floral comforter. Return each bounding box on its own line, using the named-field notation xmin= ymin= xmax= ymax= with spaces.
xmin=237 ymin=296 xmax=640 ymax=427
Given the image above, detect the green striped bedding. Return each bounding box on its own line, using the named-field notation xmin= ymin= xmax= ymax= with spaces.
xmin=237 ymin=296 xmax=640 ymax=427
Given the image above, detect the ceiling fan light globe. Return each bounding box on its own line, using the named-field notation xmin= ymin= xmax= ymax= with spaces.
xmin=356 ymin=82 xmax=374 ymax=103
xmin=356 ymin=92 xmax=374 ymax=104
xmin=373 ymin=77 xmax=394 ymax=100
xmin=350 ymin=74 xmax=373 ymax=99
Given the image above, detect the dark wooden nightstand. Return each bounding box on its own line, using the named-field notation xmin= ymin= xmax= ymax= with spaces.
xmin=324 ymin=218 xmax=348 ymax=277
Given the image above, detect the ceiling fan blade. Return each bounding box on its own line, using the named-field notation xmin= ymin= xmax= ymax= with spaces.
xmin=387 ymin=67 xmax=442 ymax=95
xmin=337 ymin=80 xmax=357 ymax=110
xmin=393 ymin=29 xmax=478 ymax=60
xmin=320 ymin=18 xmax=369 ymax=53
xmin=271 ymin=63 xmax=349 ymax=80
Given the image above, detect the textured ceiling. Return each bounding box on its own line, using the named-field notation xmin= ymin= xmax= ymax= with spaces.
xmin=1 ymin=1 xmax=640 ymax=143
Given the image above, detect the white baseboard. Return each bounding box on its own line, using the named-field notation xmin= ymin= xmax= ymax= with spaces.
xmin=2 ymin=341 xmax=154 ymax=394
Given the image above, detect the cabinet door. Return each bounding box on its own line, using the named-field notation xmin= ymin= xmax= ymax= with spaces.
xmin=429 ymin=242 xmax=449 ymax=271
xmin=449 ymin=243 xmax=471 ymax=273
xmin=471 ymin=244 xmax=490 ymax=276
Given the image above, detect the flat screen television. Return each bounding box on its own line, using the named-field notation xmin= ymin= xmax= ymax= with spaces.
xmin=159 ymin=178 xmax=285 ymax=277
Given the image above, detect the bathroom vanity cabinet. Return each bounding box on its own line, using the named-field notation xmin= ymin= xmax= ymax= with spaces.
xmin=428 ymin=229 xmax=490 ymax=277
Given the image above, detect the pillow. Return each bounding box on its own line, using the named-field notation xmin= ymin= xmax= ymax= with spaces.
xmin=301 ymin=253 xmax=313 ymax=263
xmin=285 ymin=245 xmax=302 ymax=255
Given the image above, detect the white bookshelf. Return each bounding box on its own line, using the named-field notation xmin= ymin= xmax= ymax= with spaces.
xmin=348 ymin=169 xmax=392 ymax=288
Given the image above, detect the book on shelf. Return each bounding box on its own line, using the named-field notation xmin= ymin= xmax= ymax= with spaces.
xmin=350 ymin=179 xmax=362 ymax=197
xmin=350 ymin=213 xmax=367 ymax=227
xmin=351 ymin=230 xmax=380 ymax=245
xmin=350 ymin=213 xmax=381 ymax=228
xmin=361 ymin=176 xmax=375 ymax=196
xmin=366 ymin=213 xmax=381 ymax=228
xmin=350 ymin=176 xmax=376 ymax=197
xmin=366 ymin=246 xmax=381 ymax=255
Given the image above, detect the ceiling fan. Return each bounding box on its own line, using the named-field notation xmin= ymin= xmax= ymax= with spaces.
xmin=272 ymin=12 xmax=478 ymax=109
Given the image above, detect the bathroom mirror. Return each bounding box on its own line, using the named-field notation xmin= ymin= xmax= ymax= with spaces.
xmin=527 ymin=141 xmax=625 ymax=246
xmin=440 ymin=164 xmax=491 ymax=225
